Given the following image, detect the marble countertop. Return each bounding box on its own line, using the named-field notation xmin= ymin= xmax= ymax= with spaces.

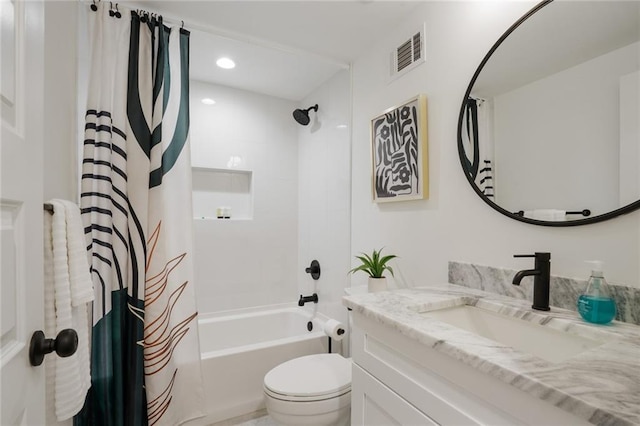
xmin=343 ymin=284 xmax=640 ymax=426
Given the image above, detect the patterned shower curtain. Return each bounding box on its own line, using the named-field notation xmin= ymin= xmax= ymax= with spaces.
xmin=79 ymin=3 xmax=204 ymax=425
xmin=462 ymin=97 xmax=494 ymax=198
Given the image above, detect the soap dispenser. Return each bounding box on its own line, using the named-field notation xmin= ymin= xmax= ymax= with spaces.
xmin=577 ymin=261 xmax=617 ymax=324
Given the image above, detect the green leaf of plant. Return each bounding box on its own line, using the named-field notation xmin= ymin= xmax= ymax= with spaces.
xmin=378 ymin=254 xmax=397 ymax=267
xmin=348 ymin=264 xmax=372 ymax=276
xmin=355 ymin=255 xmax=372 ymax=269
xmin=350 ymin=248 xmax=397 ymax=278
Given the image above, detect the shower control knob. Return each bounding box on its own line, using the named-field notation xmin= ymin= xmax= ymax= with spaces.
xmin=305 ymin=260 xmax=321 ymax=280
xmin=29 ymin=328 xmax=78 ymax=367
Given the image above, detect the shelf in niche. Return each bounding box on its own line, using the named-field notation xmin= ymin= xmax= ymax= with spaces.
xmin=192 ymin=167 xmax=253 ymax=220
xmin=193 ymin=217 xmax=252 ymax=221
xmin=193 ymin=166 xmax=252 ymax=175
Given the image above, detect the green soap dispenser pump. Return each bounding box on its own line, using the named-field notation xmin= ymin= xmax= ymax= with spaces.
xmin=577 ymin=261 xmax=617 ymax=324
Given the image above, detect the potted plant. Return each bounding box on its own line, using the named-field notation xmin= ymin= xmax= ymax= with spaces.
xmin=349 ymin=248 xmax=397 ymax=292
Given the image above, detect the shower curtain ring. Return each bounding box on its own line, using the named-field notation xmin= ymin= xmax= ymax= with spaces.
xmin=90 ymin=0 xmax=98 ymax=12
xmin=114 ymin=3 xmax=121 ymax=18
xmin=108 ymin=2 xmax=115 ymax=17
xmin=181 ymin=20 xmax=184 ymax=29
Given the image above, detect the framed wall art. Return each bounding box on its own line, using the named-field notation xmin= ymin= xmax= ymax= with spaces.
xmin=371 ymin=94 xmax=428 ymax=202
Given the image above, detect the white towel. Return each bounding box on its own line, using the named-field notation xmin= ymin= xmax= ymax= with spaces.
xmin=44 ymin=199 xmax=94 ymax=421
xmin=524 ymin=209 xmax=566 ymax=221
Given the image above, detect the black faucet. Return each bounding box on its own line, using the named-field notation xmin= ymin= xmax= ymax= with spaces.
xmin=512 ymin=252 xmax=551 ymax=311
xmin=298 ymin=293 xmax=318 ymax=306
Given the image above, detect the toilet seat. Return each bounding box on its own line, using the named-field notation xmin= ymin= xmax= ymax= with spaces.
xmin=264 ymin=354 xmax=351 ymax=402
xmin=264 ymin=386 xmax=350 ymax=403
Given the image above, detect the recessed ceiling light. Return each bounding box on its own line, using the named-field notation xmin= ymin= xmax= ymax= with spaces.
xmin=201 ymin=98 xmax=216 ymax=105
xmin=216 ymin=57 xmax=235 ymax=69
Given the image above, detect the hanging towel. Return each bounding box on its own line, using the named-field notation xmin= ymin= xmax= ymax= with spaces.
xmin=44 ymin=199 xmax=94 ymax=421
xmin=524 ymin=209 xmax=567 ymax=221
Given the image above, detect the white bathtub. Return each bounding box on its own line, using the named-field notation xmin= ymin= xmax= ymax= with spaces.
xmin=188 ymin=305 xmax=329 ymax=425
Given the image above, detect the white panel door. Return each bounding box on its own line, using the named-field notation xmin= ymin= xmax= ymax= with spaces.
xmin=0 ymin=0 xmax=46 ymax=424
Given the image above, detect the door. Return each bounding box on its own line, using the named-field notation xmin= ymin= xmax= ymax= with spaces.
xmin=1 ymin=0 xmax=46 ymax=424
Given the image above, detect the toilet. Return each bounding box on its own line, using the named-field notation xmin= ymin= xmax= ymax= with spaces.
xmin=263 ymin=353 xmax=352 ymax=425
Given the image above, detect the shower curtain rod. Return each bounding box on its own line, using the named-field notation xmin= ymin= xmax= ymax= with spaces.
xmin=469 ymin=96 xmax=487 ymax=103
xmin=84 ymin=0 xmax=186 ymax=27
xmin=79 ymin=0 xmax=349 ymax=69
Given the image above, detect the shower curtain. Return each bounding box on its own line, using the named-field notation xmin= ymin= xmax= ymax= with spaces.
xmin=79 ymin=3 xmax=203 ymax=425
xmin=462 ymin=97 xmax=494 ymax=198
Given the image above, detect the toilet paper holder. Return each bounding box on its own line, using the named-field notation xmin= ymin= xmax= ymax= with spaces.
xmin=323 ymin=319 xmax=345 ymax=354
xmin=327 ymin=330 xmax=345 ymax=354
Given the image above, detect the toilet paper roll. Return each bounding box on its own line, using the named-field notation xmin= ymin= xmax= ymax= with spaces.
xmin=323 ymin=319 xmax=346 ymax=341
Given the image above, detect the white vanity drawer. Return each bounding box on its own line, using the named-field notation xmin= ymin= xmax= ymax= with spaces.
xmin=352 ymin=363 xmax=438 ymax=426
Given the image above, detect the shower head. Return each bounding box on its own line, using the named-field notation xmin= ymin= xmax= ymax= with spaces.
xmin=293 ymin=104 xmax=318 ymax=126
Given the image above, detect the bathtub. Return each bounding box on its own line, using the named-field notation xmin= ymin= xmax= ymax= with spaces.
xmin=188 ymin=305 xmax=329 ymax=425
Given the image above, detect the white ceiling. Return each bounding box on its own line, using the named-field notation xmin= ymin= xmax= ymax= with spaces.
xmin=188 ymin=29 xmax=346 ymax=101
xmin=124 ymin=1 xmax=422 ymax=101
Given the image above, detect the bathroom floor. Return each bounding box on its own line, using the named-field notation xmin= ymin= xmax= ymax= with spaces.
xmin=236 ymin=415 xmax=277 ymax=426
xmin=210 ymin=411 xmax=277 ymax=426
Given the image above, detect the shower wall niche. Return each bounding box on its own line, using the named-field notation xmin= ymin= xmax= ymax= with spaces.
xmin=192 ymin=167 xmax=253 ymax=220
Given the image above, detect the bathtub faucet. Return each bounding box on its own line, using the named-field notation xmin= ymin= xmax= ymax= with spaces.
xmin=298 ymin=293 xmax=318 ymax=306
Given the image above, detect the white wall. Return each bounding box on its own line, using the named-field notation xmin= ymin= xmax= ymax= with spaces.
xmin=351 ymin=1 xmax=640 ymax=289
xmin=619 ymin=70 xmax=640 ymax=207
xmin=493 ymin=42 xmax=639 ymax=215
xmin=297 ymin=69 xmax=352 ymax=326
xmin=190 ymin=80 xmax=300 ymax=312
xmin=44 ymin=1 xmax=78 ymax=202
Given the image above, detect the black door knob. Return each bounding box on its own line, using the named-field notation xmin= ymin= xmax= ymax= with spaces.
xmin=29 ymin=329 xmax=78 ymax=367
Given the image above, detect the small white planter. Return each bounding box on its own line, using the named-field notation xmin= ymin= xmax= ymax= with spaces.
xmin=368 ymin=277 xmax=388 ymax=293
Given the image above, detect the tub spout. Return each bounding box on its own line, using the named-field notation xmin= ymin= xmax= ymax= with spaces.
xmin=298 ymin=293 xmax=318 ymax=306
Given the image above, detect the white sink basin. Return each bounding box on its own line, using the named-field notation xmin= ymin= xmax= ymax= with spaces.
xmin=421 ymin=304 xmax=607 ymax=363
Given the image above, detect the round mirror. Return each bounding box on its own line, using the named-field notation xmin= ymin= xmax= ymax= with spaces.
xmin=458 ymin=0 xmax=640 ymax=226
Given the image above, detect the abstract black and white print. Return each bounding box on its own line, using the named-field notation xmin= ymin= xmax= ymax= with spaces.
xmin=371 ymin=95 xmax=427 ymax=202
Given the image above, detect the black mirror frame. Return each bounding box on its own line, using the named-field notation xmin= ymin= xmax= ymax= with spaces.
xmin=457 ymin=0 xmax=640 ymax=227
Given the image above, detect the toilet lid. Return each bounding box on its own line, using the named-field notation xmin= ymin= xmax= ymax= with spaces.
xmin=264 ymin=354 xmax=351 ymax=399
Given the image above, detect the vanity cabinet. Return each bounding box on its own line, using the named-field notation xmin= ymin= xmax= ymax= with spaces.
xmin=352 ymin=363 xmax=438 ymax=425
xmin=350 ymin=312 xmax=591 ymax=426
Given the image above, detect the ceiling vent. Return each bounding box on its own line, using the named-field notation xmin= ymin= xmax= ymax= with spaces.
xmin=390 ymin=24 xmax=425 ymax=81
